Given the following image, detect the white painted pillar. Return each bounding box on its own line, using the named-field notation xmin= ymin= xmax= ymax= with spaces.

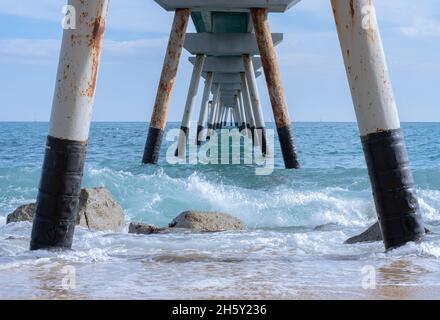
xmin=240 ymin=73 xmax=257 ymax=129
xmin=332 ymin=0 xmax=424 ymax=249
xmin=197 ymin=72 xmax=214 ymax=144
xmin=31 ymin=0 xmax=110 ymax=250
xmin=243 ymin=54 xmax=265 ymax=129
xmin=238 ymin=90 xmax=247 ymax=129
xmin=176 ymin=54 xmax=205 ymax=157
xmin=207 ymin=84 xmax=221 ymax=139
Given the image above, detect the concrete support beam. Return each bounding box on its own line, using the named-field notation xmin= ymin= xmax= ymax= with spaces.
xmin=240 ymin=73 xmax=257 ymax=131
xmin=203 ymin=72 xmax=262 ymax=83
xmin=30 ymin=0 xmax=110 ymax=250
xmin=184 ymin=33 xmax=283 ymax=56
xmin=142 ymin=8 xmax=191 ymax=164
xmin=176 ymin=54 xmax=205 ymax=157
xmin=238 ymin=91 xmax=247 ymax=130
xmin=155 ymin=0 xmax=302 ymax=13
xmin=332 ymin=0 xmax=424 ymax=249
xmin=197 ymin=71 xmax=214 ymax=145
xmin=208 ymin=83 xmax=221 ymax=130
xmin=189 ymin=56 xmax=262 ymax=73
xmin=217 ymin=83 xmax=242 ymax=91
xmin=244 ymin=54 xmax=266 ymax=154
xmin=251 ymin=8 xmax=299 ymax=168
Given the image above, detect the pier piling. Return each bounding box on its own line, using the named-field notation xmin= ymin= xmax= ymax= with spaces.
xmin=30 ymin=0 xmax=109 ymax=250
xmin=175 ymin=54 xmax=205 ymax=157
xmin=240 ymin=73 xmax=258 ymax=141
xmin=142 ymin=8 xmax=191 ymax=164
xmin=251 ymin=8 xmax=299 ymax=168
xmin=208 ymin=83 xmax=221 ymax=138
xmin=243 ymin=54 xmax=267 ymax=155
xmin=332 ymin=0 xmax=425 ymax=249
xmin=197 ymin=72 xmax=213 ymax=145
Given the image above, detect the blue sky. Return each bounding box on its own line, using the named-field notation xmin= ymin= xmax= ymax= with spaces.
xmin=0 ymin=0 xmax=439 ymax=122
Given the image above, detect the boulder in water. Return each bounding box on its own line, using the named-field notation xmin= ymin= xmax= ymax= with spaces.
xmin=345 ymin=221 xmax=431 ymax=244
xmin=77 ymin=188 xmax=125 ymax=232
xmin=345 ymin=222 xmax=382 ymax=244
xmin=6 ymin=187 xmax=125 ymax=232
xmin=6 ymin=203 xmax=36 ymax=224
xmin=169 ymin=211 xmax=245 ymax=232
xmin=128 ymin=222 xmax=166 ymax=235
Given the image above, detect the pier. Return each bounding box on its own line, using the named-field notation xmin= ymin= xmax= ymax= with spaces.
xmin=31 ymin=0 xmax=425 ymax=251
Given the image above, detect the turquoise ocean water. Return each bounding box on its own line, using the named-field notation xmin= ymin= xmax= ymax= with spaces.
xmin=0 ymin=122 xmax=440 ymax=299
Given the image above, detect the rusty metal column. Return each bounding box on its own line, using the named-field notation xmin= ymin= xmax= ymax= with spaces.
xmin=30 ymin=0 xmax=109 ymax=250
xmin=251 ymin=8 xmax=299 ymax=169
xmin=176 ymin=54 xmax=205 ymax=157
xmin=197 ymin=72 xmax=214 ymax=145
xmin=142 ymin=8 xmax=191 ymax=164
xmin=332 ymin=0 xmax=424 ymax=249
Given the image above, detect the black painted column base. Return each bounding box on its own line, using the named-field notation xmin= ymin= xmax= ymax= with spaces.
xmin=250 ymin=127 xmax=256 ymax=145
xmin=277 ymin=125 xmax=300 ymax=169
xmin=30 ymin=136 xmax=87 ymax=250
xmin=362 ymin=129 xmax=425 ymax=250
xmin=256 ymin=127 xmax=267 ymax=156
xmin=142 ymin=127 xmax=164 ymax=164
xmin=206 ymin=124 xmax=213 ymax=141
xmin=196 ymin=125 xmax=204 ymax=146
xmin=175 ymin=126 xmax=189 ymax=157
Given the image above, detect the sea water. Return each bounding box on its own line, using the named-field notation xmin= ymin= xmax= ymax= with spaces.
xmin=0 ymin=122 xmax=439 ymax=299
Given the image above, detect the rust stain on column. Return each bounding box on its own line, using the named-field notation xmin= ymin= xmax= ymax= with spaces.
xmin=150 ymin=8 xmax=191 ymax=129
xmin=251 ymin=8 xmax=291 ymax=128
xmin=84 ymin=15 xmax=106 ymax=98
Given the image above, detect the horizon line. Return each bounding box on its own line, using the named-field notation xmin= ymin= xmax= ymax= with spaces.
xmin=1 ymin=121 xmax=440 ymax=124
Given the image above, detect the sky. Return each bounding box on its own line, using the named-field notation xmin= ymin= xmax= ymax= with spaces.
xmin=0 ymin=0 xmax=439 ymax=122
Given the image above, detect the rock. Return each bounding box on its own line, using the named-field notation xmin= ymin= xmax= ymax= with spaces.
xmin=128 ymin=222 xmax=166 ymax=235
xmin=6 ymin=203 xmax=36 ymax=224
xmin=77 ymin=188 xmax=125 ymax=232
xmin=169 ymin=211 xmax=245 ymax=232
xmin=345 ymin=222 xmax=382 ymax=244
xmin=6 ymin=188 xmax=125 ymax=232
xmin=345 ymin=221 xmax=431 ymax=244
xmin=313 ymin=223 xmax=341 ymax=232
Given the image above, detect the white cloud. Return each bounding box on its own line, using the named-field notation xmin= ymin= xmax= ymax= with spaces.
xmin=0 ymin=38 xmax=59 ymax=65
xmin=0 ymin=36 xmax=169 ymax=65
xmin=276 ymin=31 xmax=338 ymax=69
xmin=0 ymin=0 xmax=62 ymax=21
xmin=399 ymin=16 xmax=440 ymax=37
